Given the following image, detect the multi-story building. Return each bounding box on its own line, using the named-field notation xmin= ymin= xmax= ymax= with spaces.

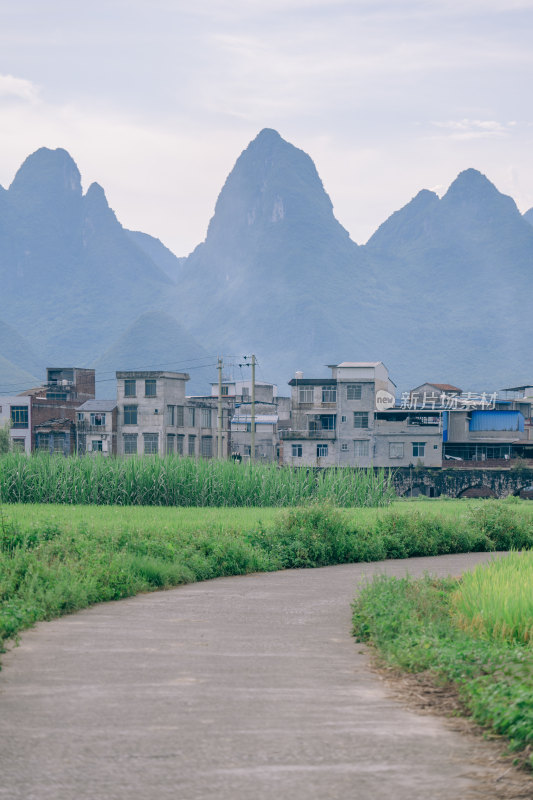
xmin=443 ymin=393 xmax=533 ymax=464
xmin=76 ymin=400 xmax=118 ymax=455
xmin=0 ymin=396 xmax=32 ymax=453
xmin=115 ymin=371 xmax=231 ymax=457
xmin=208 ymin=378 xmax=288 ymax=461
xmin=19 ymin=367 xmax=95 ymax=454
xmin=280 ymin=362 xmax=443 ymax=467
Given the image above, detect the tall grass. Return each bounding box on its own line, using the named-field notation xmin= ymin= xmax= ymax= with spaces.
xmin=451 ymin=551 xmax=533 ymax=644
xmin=0 ymin=453 xmax=395 ymax=508
xmin=353 ymin=569 xmax=533 ymax=765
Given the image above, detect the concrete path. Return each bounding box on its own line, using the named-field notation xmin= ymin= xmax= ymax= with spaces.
xmin=0 ymin=553 xmax=523 ymax=800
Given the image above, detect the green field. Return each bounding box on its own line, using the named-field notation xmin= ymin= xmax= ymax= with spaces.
xmin=0 ymin=453 xmax=395 ymax=507
xmin=352 ymin=551 xmax=533 ymax=767
xmin=1 ymin=498 xmax=533 ymax=656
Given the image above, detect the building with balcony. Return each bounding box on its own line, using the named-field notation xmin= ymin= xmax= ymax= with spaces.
xmin=17 ymin=367 xmax=96 ymax=452
xmin=281 ymin=362 xmax=443 ymax=467
xmin=76 ymin=400 xmax=118 ymax=455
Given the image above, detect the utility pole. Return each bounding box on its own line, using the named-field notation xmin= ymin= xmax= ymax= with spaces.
xmin=251 ymin=354 xmax=256 ymax=463
xmin=217 ymin=357 xmax=223 ymax=459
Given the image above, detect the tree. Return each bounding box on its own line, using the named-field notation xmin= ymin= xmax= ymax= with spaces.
xmin=0 ymin=420 xmax=12 ymax=454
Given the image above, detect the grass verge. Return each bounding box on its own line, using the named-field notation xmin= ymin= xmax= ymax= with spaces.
xmin=352 ymin=555 xmax=533 ymax=768
xmin=1 ymin=499 xmax=533 ymax=665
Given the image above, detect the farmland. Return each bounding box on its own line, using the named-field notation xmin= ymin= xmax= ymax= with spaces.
xmin=352 ymin=550 xmax=533 ymax=767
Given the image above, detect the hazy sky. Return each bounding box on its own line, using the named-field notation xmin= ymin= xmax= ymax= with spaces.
xmin=1 ymin=0 xmax=532 ymax=256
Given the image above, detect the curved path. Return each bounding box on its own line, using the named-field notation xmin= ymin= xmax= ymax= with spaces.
xmin=0 ymin=553 xmax=523 ymax=799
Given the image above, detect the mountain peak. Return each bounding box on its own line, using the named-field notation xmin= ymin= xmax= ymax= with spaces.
xmin=9 ymin=147 xmax=82 ymax=202
xmin=202 ymin=129 xmax=347 ymax=249
xmin=252 ymin=127 xmax=282 ymax=144
xmin=444 ymin=168 xmax=503 ymax=202
xmin=442 ymin=167 xmax=519 ymax=219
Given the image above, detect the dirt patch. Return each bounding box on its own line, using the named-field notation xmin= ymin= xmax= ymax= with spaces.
xmin=368 ymin=656 xmax=533 ymax=799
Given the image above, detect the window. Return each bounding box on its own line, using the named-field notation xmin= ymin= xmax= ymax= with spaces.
xmin=221 ymin=385 xmax=229 ymax=396
xmin=91 ymin=440 xmax=103 ymax=452
xmin=124 ymin=379 xmax=136 ymax=397
xmin=166 ymin=434 xmax=175 ymax=455
xmin=347 ymin=384 xmax=362 ymax=400
xmin=37 ymin=434 xmax=50 ymax=452
xmin=187 ymin=407 xmax=195 ymax=427
xmin=341 ymin=443 xmax=348 ymax=452
xmin=188 ymin=435 xmax=196 ymax=456
xmin=143 ymin=433 xmax=158 ymax=455
xmin=322 ymin=387 xmax=337 ymax=403
xmin=201 ymin=408 xmax=212 ymax=427
xmin=90 ymin=413 xmax=105 ymax=427
xmin=53 ymin=434 xmax=65 ymax=454
xmin=177 ymin=434 xmax=185 ymax=455
xmin=353 ymin=412 xmax=369 ymax=428
xmin=145 ymin=379 xmax=156 ymax=397
xmin=354 ymin=440 xmax=369 ymax=457
xmin=341 ymin=415 xmax=347 ymax=423
xmin=316 ymin=443 xmax=328 ymax=457
xmin=412 ymin=442 xmax=426 ymax=458
xmin=167 ymin=405 xmax=175 ymax=426
xmin=176 ymin=406 xmax=184 ymax=427
xmin=389 ymin=442 xmax=404 ymax=459
xmin=201 ymin=436 xmax=213 ymax=458
xmin=299 ymin=387 xmax=313 ymax=403
xmin=292 ymin=444 xmax=302 ymax=457
xmin=77 ymin=412 xmax=84 ymax=422
xmin=123 ymin=434 xmax=138 ymax=455
xmin=46 ymin=391 xmax=67 ymax=401
xmin=10 ymin=406 xmax=28 ymax=428
xmin=12 ymin=438 xmax=25 ymax=452
xmin=124 ymin=405 xmax=137 ymax=425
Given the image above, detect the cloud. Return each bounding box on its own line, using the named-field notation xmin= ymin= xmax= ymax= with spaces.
xmin=0 ymin=74 xmax=40 ymax=104
xmin=430 ymin=119 xmax=515 ymax=140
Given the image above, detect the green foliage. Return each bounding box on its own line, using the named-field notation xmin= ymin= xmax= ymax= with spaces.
xmin=0 ymin=420 xmax=12 ymax=455
xmin=451 ymin=551 xmax=533 ymax=644
xmin=0 ymin=454 xmax=396 ymax=508
xmin=352 ymin=572 xmax=533 ymax=765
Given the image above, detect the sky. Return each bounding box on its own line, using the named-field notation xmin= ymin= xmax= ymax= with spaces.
xmin=1 ymin=0 xmax=533 ymax=256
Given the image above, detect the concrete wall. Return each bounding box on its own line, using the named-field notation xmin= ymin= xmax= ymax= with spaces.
xmin=0 ymin=397 xmax=32 ymax=453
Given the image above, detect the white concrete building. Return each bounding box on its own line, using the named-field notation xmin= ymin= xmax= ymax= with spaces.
xmin=281 ymin=362 xmax=443 ymax=467
xmin=0 ymin=396 xmax=32 ymax=453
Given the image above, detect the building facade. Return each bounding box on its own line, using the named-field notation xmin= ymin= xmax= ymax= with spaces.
xmin=0 ymin=396 xmax=32 ymax=453
xmin=115 ymin=371 xmax=230 ymax=457
xmin=280 ymin=362 xmax=443 ymax=467
xmin=77 ymin=400 xmax=118 ymax=455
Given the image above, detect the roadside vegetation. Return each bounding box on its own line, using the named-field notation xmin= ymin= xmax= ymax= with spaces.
xmin=1 ymin=498 xmax=532 ymax=659
xmin=0 ymin=453 xmax=395 ymax=507
xmin=352 ymin=551 xmax=533 ymax=768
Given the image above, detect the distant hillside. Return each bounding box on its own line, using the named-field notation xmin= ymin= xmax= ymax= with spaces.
xmin=92 ymin=311 xmax=212 ymax=397
xmin=176 ymin=129 xmax=378 ymax=383
xmin=126 ymin=230 xmax=186 ymax=282
xmin=0 ymin=148 xmax=172 ymax=369
xmin=0 ymin=136 xmax=531 ymax=396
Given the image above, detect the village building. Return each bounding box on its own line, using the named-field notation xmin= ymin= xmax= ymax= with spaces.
xmin=115 ymin=370 xmax=232 ymax=457
xmin=280 ymin=362 xmax=443 ymax=467
xmin=76 ymin=400 xmax=118 ymax=455
xmin=16 ymin=367 xmax=96 ymax=454
xmin=0 ymin=396 xmax=32 ymax=453
xmin=208 ymin=378 xmax=289 ymax=461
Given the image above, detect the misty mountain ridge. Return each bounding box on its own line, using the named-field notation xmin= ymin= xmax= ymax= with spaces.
xmin=0 ymin=134 xmax=532 ymax=395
